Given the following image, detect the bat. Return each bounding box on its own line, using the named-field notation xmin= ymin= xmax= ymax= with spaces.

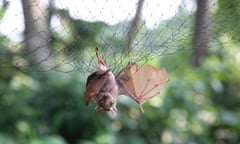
xmin=85 ymin=48 xmax=118 ymax=114
xmin=84 ymin=48 xmax=169 ymax=114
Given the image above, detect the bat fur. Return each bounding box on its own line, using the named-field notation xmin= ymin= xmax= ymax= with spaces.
xmin=94 ymin=70 xmax=118 ymax=114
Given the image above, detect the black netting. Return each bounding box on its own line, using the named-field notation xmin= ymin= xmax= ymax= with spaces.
xmin=0 ymin=0 xmax=238 ymax=74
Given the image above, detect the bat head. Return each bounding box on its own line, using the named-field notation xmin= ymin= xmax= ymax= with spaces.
xmin=95 ymin=92 xmax=117 ymax=114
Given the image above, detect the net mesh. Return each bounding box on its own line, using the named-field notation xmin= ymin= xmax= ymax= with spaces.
xmin=0 ymin=0 xmax=238 ymax=74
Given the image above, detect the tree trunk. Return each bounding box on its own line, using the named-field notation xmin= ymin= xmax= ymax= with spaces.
xmin=125 ymin=0 xmax=145 ymax=53
xmin=192 ymin=0 xmax=211 ymax=67
xmin=21 ymin=0 xmax=51 ymax=70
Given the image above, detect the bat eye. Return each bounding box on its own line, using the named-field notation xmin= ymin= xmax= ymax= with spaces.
xmin=100 ymin=100 xmax=104 ymax=105
xmin=110 ymin=101 xmax=114 ymax=106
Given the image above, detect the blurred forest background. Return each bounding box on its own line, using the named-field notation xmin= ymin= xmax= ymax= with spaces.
xmin=0 ymin=0 xmax=240 ymax=144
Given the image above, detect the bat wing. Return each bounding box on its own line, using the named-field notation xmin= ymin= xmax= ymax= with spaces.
xmin=85 ymin=48 xmax=109 ymax=106
xmin=85 ymin=70 xmax=109 ymax=105
xmin=117 ymin=62 xmax=169 ymax=112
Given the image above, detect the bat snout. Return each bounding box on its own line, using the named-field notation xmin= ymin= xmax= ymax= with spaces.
xmin=98 ymin=94 xmax=116 ymax=111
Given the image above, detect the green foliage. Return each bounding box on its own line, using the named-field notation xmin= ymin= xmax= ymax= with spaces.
xmin=216 ymin=0 xmax=240 ymax=41
xmin=1 ymin=1 xmax=240 ymax=144
xmin=0 ymin=0 xmax=9 ymax=20
xmin=1 ymin=36 xmax=240 ymax=144
xmin=51 ymin=9 xmax=109 ymax=53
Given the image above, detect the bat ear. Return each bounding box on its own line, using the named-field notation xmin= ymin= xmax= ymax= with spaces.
xmin=110 ymin=106 xmax=117 ymax=115
xmin=95 ymin=106 xmax=103 ymax=114
xmin=96 ymin=47 xmax=108 ymax=71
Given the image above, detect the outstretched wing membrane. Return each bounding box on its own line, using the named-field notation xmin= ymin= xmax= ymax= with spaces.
xmin=117 ymin=62 xmax=169 ymax=112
